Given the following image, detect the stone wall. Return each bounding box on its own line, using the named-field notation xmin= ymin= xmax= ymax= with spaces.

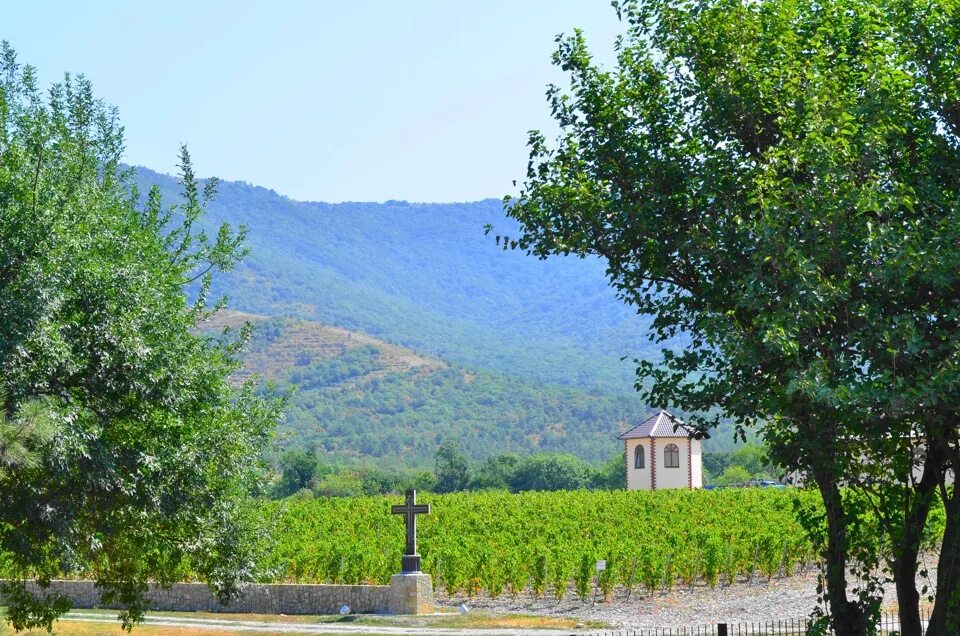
xmin=19 ymin=580 xmax=393 ymax=615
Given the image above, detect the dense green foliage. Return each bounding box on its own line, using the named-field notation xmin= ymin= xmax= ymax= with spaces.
xmin=0 ymin=44 xmax=279 ymax=630
xmin=132 ymin=168 xmax=664 ymax=394
xmin=270 ymin=448 xmax=437 ymax=499
xmin=271 ymin=436 xmax=625 ymax=498
xmin=703 ymin=444 xmax=778 ymax=486
xmin=0 ymin=402 xmax=54 ymax=480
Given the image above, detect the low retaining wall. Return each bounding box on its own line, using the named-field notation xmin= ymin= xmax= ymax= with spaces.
xmin=21 ymin=580 xmax=393 ymax=615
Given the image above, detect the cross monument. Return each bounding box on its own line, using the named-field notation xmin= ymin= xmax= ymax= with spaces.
xmin=391 ymin=489 xmax=430 ymax=573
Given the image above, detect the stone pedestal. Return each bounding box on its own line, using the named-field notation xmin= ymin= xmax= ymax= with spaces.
xmin=388 ymin=572 xmax=433 ymax=615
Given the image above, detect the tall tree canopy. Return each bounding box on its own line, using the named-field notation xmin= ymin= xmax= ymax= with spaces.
xmin=498 ymin=1 xmax=960 ymax=634
xmin=0 ymin=43 xmax=280 ymax=630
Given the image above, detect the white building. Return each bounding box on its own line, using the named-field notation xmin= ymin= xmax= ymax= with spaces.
xmin=619 ymin=410 xmax=703 ymax=490
xmin=784 ymin=436 xmax=954 ymax=487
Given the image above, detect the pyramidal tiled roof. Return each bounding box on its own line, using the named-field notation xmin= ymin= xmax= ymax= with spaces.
xmin=617 ymin=410 xmax=692 ymax=439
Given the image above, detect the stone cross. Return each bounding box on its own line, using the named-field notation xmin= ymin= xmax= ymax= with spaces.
xmin=391 ymin=489 xmax=430 ymax=572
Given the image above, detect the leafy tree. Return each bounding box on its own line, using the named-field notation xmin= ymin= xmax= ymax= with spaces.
xmin=713 ymin=466 xmax=752 ymax=487
xmin=497 ymin=2 xmax=960 ymax=633
xmin=358 ymin=467 xmax=437 ymax=496
xmin=703 ymin=445 xmax=776 ymax=485
xmin=730 ymin=444 xmax=772 ymax=479
xmin=0 ymin=43 xmax=280 ymax=630
xmin=407 ymin=470 xmax=438 ymax=493
xmin=273 ymin=450 xmax=320 ymax=498
xmin=472 ymin=453 xmax=521 ymax=490
xmin=357 ymin=467 xmax=402 ymax=496
xmin=510 ymin=453 xmax=594 ymax=492
xmin=313 ymin=471 xmax=365 ymax=498
xmin=702 ymin=452 xmax=732 ymax=480
xmin=591 ymin=450 xmax=626 ymax=490
xmin=434 ymin=439 xmax=471 ymax=493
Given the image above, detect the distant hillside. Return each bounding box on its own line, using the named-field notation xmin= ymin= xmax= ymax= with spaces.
xmin=202 ymin=310 xmax=444 ymax=385
xmin=202 ymin=311 xmax=740 ymax=467
xmin=134 ymin=167 xmax=661 ymax=393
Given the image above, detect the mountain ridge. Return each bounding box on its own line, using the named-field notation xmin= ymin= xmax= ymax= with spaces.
xmin=133 ymin=166 xmax=658 ymax=394
xmin=139 ymin=166 xmax=744 ymax=464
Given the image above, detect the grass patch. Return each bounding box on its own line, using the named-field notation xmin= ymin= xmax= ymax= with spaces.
xmin=3 ymin=623 xmax=320 ymax=636
xmin=4 ymin=609 xmax=608 ymax=635
xmin=319 ymin=610 xmax=607 ymax=629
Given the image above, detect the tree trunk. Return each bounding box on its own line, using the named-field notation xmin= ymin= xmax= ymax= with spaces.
xmin=927 ymin=476 xmax=960 ymax=636
xmin=894 ymin=497 xmax=932 ymax=636
xmin=894 ymin=449 xmax=939 ymax=636
xmin=896 ymin=554 xmax=925 ymax=636
xmin=815 ymin=471 xmax=869 ymax=636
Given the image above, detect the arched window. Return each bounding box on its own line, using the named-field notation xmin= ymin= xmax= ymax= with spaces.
xmin=634 ymin=445 xmax=645 ymax=469
xmin=664 ymin=443 xmax=680 ymax=468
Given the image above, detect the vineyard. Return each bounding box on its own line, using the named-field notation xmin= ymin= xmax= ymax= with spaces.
xmin=262 ymin=489 xmax=827 ymax=599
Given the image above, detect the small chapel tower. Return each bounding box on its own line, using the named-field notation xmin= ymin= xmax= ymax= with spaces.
xmin=619 ymin=410 xmax=703 ymax=490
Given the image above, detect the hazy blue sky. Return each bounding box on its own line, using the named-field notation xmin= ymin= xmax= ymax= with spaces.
xmin=6 ymin=1 xmax=622 ymax=202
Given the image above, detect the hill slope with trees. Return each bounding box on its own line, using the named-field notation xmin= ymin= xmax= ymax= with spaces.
xmin=135 ymin=167 xmax=661 ymax=393
xmin=203 ymin=311 xmax=727 ymax=468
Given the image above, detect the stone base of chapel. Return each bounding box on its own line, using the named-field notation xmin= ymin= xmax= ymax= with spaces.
xmin=388 ymin=572 xmax=433 ymax=615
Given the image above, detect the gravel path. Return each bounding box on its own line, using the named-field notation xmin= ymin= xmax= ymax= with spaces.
xmin=436 ymin=563 xmax=940 ymax=631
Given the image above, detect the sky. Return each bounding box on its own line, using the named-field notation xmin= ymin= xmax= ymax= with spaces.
xmin=6 ymin=1 xmax=623 ymax=203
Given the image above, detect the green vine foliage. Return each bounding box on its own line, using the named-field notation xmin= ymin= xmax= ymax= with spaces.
xmin=253 ymin=488 xmax=937 ymax=597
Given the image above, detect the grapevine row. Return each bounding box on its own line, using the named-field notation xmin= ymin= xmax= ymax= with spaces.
xmin=262 ymin=489 xmax=823 ymax=598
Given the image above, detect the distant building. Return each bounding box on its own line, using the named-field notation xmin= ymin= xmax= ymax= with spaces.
xmin=619 ymin=410 xmax=703 ymax=490
xmin=784 ymin=435 xmax=955 ymax=487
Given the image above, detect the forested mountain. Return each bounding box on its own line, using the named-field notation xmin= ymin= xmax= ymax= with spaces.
xmin=134 ymin=167 xmax=659 ymax=392
xmin=202 ymin=311 xmax=738 ymax=467
xmin=144 ymin=167 xmax=741 ymax=465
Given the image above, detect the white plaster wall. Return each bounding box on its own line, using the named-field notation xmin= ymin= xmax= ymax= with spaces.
xmin=911 ymin=442 xmax=955 ymax=485
xmin=657 ymin=438 xmax=690 ymax=489
xmin=625 ymin=439 xmax=652 ymax=490
xmin=787 ymin=441 xmax=955 ymax=488
xmin=691 ymin=439 xmax=703 ymax=489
